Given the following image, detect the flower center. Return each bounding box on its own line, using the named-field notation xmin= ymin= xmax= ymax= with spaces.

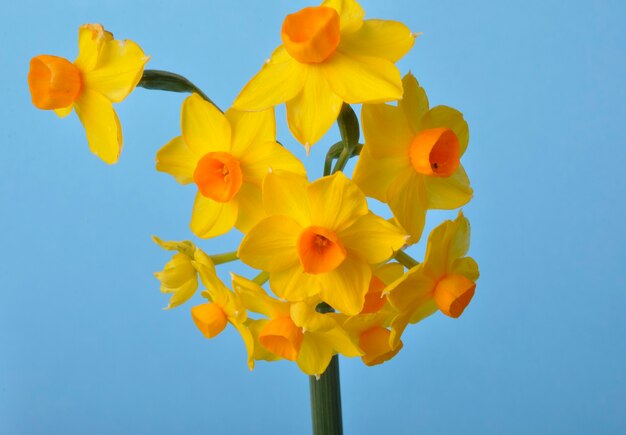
xmin=191 ymin=303 xmax=228 ymax=339
xmin=359 ymin=327 xmax=403 ymax=366
xmin=193 ymin=152 xmax=243 ymax=203
xmin=259 ymin=317 xmax=304 ymax=361
xmin=433 ymin=274 xmax=476 ymax=318
xmin=297 ymin=226 xmax=346 ymax=274
xmin=28 ymin=55 xmax=82 ymax=110
xmin=281 ymin=6 xmax=341 ymax=64
xmin=360 ymin=276 xmax=387 ymax=314
xmin=408 ymin=128 xmax=460 ymax=177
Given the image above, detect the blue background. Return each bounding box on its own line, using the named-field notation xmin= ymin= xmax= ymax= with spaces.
xmin=1 ymin=0 xmax=625 ymax=434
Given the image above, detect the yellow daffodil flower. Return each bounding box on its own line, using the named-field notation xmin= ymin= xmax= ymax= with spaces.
xmin=385 ymin=212 xmax=479 ymax=349
xmin=153 ymin=236 xmax=218 ymax=309
xmin=233 ymin=0 xmax=416 ymax=148
xmin=232 ymin=274 xmax=361 ymax=376
xmin=27 ymin=24 xmax=149 ymax=164
xmin=157 ymin=94 xmax=306 ymax=238
xmin=190 ymin=260 xmax=255 ymax=369
xmin=238 ymin=171 xmax=407 ymax=315
xmin=353 ymin=73 xmax=473 ymax=244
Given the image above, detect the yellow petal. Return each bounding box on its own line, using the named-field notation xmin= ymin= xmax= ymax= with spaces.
xmin=386 ymin=264 xmax=434 ymax=311
xmin=82 ymin=37 xmax=149 ymax=103
xmin=74 ymin=24 xmax=111 ymax=72
xmin=156 ymin=136 xmax=202 ymax=184
xmin=321 ymin=0 xmax=365 ymax=33
xmin=423 ymin=165 xmax=473 ymax=210
xmin=238 ymin=216 xmax=301 ymax=272
xmin=339 ymin=19 xmax=414 ymax=62
xmin=262 ymin=172 xmax=311 ymax=227
xmin=320 ymin=255 xmax=371 ymax=315
xmin=239 ymin=141 xmax=306 ymax=185
xmin=361 ymin=102 xmax=413 ymax=159
xmin=286 ymin=67 xmax=343 ymax=146
xmin=374 ymin=262 xmax=405 ymax=285
xmin=387 ymin=170 xmax=428 ymax=245
xmin=339 ymin=213 xmax=406 ymax=264
xmin=296 ymin=333 xmax=335 ymax=376
xmin=323 ymin=326 xmax=362 ymax=357
xmin=73 ymin=89 xmax=122 ymax=164
xmin=54 ymin=104 xmax=73 ymax=118
xmin=423 ymin=211 xmax=471 ymax=276
xmin=234 ymin=182 xmax=265 ymax=234
xmin=352 ymin=146 xmax=408 ymax=202
xmin=451 ymin=257 xmax=480 ymax=282
xmin=152 ymin=236 xmax=195 ymax=257
xmin=182 ymin=93 xmax=231 ymax=155
xmin=189 ymin=192 xmax=238 ymax=238
xmin=233 ymin=47 xmax=306 ymax=111
xmin=398 ymin=72 xmax=429 ymax=132
xmin=269 ymin=263 xmax=323 ymax=301
xmin=231 ymin=274 xmax=290 ymax=318
xmin=421 ymin=106 xmax=470 ymax=155
xmin=322 ymin=51 xmax=402 ymax=104
xmin=232 ymin=321 xmax=256 ymax=370
xmin=225 ymin=108 xmax=276 ymax=157
xmin=290 ymin=302 xmax=335 ymax=332
xmin=307 ymin=172 xmax=368 ymax=232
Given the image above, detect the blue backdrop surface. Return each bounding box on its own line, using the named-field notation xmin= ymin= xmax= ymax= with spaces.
xmin=1 ymin=0 xmax=625 ymax=434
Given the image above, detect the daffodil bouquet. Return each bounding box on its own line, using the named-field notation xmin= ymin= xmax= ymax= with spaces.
xmin=28 ymin=1 xmax=478 ymax=433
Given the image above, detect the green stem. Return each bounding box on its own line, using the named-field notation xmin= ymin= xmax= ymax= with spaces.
xmin=137 ymin=69 xmax=222 ymax=113
xmin=310 ymin=356 xmax=343 ymax=435
xmin=310 ymin=302 xmax=342 ymax=435
xmin=209 ymin=251 xmax=238 ymax=265
xmin=252 ymin=271 xmax=270 ymax=286
xmin=394 ymin=250 xmax=420 ymax=269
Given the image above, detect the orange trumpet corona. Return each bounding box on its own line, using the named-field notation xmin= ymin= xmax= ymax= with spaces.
xmin=297 ymin=226 xmax=347 ymax=274
xmin=409 ymin=127 xmax=460 ymax=177
xmin=281 ymin=6 xmax=341 ymax=64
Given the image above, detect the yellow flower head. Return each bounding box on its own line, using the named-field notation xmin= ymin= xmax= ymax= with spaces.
xmin=353 ymin=73 xmax=473 ymax=244
xmin=153 ymin=236 xmax=217 ymax=309
xmin=28 ymin=24 xmax=149 ymax=164
xmin=156 ymin=94 xmax=306 ymax=239
xmin=232 ymin=274 xmax=361 ymax=376
xmin=385 ymin=211 xmax=479 ymax=349
xmin=233 ymin=0 xmax=416 ymax=147
xmin=238 ymin=171 xmax=407 ymax=315
xmin=190 ymin=263 xmax=255 ymax=369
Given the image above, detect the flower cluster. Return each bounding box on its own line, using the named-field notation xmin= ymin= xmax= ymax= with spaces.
xmin=28 ymin=0 xmax=478 ymax=377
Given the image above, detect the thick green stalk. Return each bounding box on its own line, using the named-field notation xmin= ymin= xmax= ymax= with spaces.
xmin=310 ymin=356 xmax=343 ymax=435
xmin=137 ymin=69 xmax=222 ymax=112
xmin=309 ymin=302 xmax=343 ymax=435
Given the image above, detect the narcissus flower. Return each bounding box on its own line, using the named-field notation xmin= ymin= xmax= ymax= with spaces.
xmin=238 ymin=171 xmax=407 ymax=315
xmin=152 ymin=236 xmax=217 ymax=309
xmin=360 ymin=262 xmax=404 ymax=314
xmin=191 ymin=259 xmax=255 ymax=369
xmin=353 ymin=73 xmax=473 ymax=244
xmin=232 ymin=274 xmax=361 ymax=376
xmin=157 ymin=94 xmax=305 ymax=238
xmin=233 ymin=0 xmax=416 ymax=148
xmin=27 ymin=24 xmax=149 ymax=164
xmin=385 ymin=211 xmax=479 ymax=349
